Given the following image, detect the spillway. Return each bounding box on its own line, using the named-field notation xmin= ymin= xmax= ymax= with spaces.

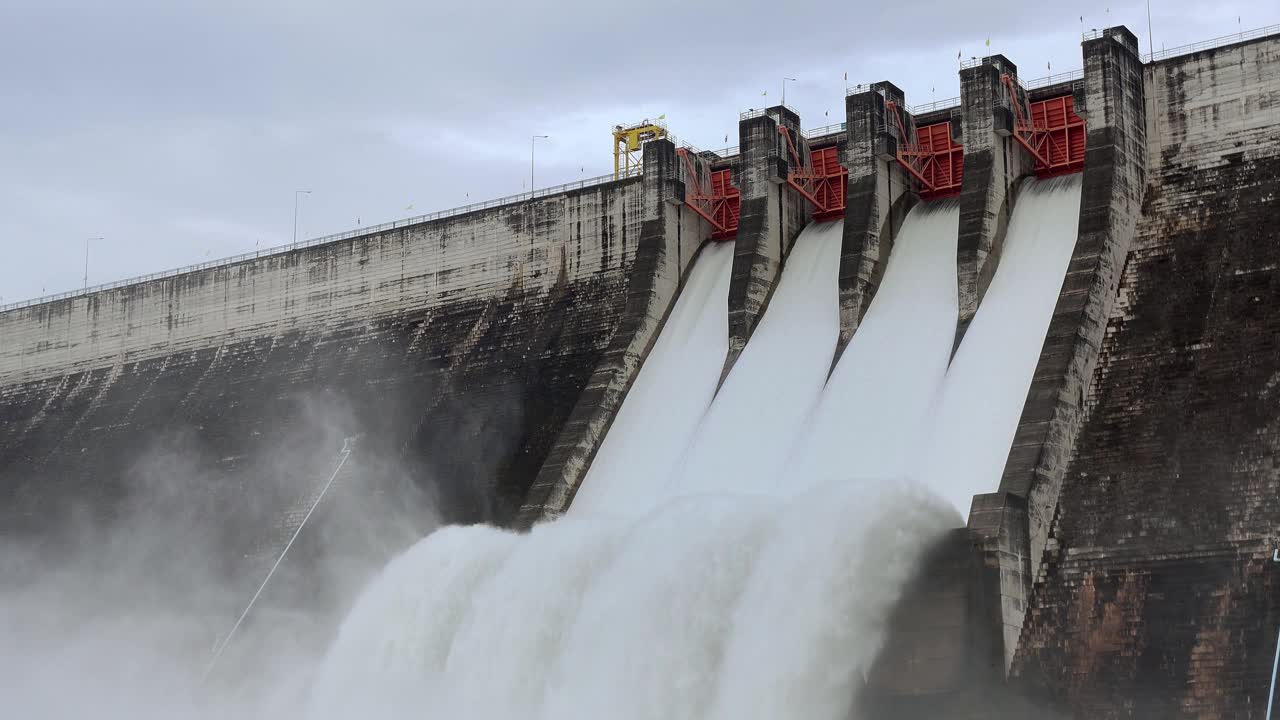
xmin=569 ymin=242 xmax=735 ymax=517
xmin=672 ymin=220 xmax=844 ymax=498
xmin=785 ymin=202 xmax=960 ymax=491
xmin=308 ymin=218 xmax=958 ymax=720
xmin=308 ymin=167 xmax=1090 ymax=720
xmin=921 ymin=176 xmax=1083 ymax=514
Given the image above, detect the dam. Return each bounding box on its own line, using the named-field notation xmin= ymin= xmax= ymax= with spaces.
xmin=3 ymin=22 xmax=1280 ymax=719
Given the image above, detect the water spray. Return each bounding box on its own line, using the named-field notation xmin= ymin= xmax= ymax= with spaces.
xmin=202 ymin=436 xmax=357 ymax=680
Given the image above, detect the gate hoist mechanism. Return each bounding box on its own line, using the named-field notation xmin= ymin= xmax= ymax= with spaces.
xmin=778 ymin=127 xmax=847 ymax=221
xmin=1000 ymin=74 xmax=1086 ymax=177
xmin=676 ymin=147 xmax=740 ymax=240
xmin=613 ymin=120 xmax=668 ymax=179
xmin=883 ymin=100 xmax=964 ymax=200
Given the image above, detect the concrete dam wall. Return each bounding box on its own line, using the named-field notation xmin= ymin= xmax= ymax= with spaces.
xmin=2 ymin=21 xmax=1279 ymax=719
xmin=0 ymin=164 xmax=712 ymax=609
xmin=1011 ymin=32 xmax=1280 ymax=717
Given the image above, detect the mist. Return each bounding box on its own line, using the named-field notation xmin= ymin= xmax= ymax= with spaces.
xmin=0 ymin=388 xmax=444 ymax=719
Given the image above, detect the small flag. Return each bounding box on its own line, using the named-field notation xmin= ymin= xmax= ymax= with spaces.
xmin=985 ymin=36 xmax=991 ymax=47
xmin=405 ymin=203 xmax=414 ymax=211
xmin=825 ymin=110 xmax=829 ymax=117
xmin=957 ymin=49 xmax=962 ymax=60
xmin=1048 ymin=61 xmax=1052 ymax=71
xmin=657 ymin=113 xmax=666 ymax=120
xmin=762 ymin=90 xmax=768 ymax=96
xmin=724 ymin=133 xmax=729 ymax=142
xmin=843 ymin=71 xmax=848 ymax=82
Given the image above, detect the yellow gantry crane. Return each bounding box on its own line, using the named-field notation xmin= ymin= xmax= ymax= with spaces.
xmin=613 ymin=118 xmax=668 ymax=178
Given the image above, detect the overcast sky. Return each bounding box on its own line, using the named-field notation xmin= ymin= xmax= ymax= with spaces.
xmin=2 ymin=0 xmax=1272 ymax=305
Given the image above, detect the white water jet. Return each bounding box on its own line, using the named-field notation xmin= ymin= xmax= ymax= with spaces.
xmin=571 ymin=241 xmax=735 ymax=517
xmin=922 ymin=176 xmax=1082 ymax=514
xmin=786 ymin=202 xmax=959 ymax=491
xmin=543 ymin=495 xmax=775 ymax=720
xmin=673 ymin=220 xmax=843 ymax=499
xmin=442 ymin=516 xmax=626 ymax=718
xmin=307 ymin=525 xmax=517 ymax=720
xmin=708 ymin=481 xmax=959 ymax=720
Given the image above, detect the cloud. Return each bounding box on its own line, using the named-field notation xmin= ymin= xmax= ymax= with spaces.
xmin=1 ymin=0 xmax=1273 ymax=303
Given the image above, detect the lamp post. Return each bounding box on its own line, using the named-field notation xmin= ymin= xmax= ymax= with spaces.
xmin=293 ymin=190 xmax=312 ymax=244
xmin=782 ymin=77 xmax=797 ymax=106
xmin=531 ymin=135 xmax=549 ymax=194
xmin=84 ymin=236 xmax=103 ymax=290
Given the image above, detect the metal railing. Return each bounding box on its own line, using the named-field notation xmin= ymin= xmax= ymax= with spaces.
xmin=739 ymin=105 xmax=799 ymax=122
xmin=1 ymin=172 xmax=631 ymax=313
xmin=711 ymin=146 xmax=739 ymax=159
xmin=1024 ymin=68 xmax=1084 ymax=89
xmin=803 ymin=122 xmax=846 ymax=139
xmin=909 ymin=96 xmax=961 ymax=115
xmin=1143 ymin=23 xmax=1279 ymax=62
xmin=960 ymin=56 xmax=984 ymax=69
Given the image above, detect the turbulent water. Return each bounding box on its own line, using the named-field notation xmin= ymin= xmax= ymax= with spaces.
xmin=310 ymin=181 xmax=1083 ymax=719
xmin=921 ymin=176 xmax=1083 ymax=512
xmin=570 ymin=241 xmax=735 ymax=517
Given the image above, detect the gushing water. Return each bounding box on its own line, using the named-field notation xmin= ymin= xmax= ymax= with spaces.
xmin=571 ymin=241 xmax=734 ymax=517
xmin=674 ymin=220 xmax=844 ymax=498
xmin=786 ymin=202 xmax=959 ymax=489
xmin=311 ymin=182 xmax=1080 ymax=719
xmin=922 ymin=176 xmax=1083 ymax=513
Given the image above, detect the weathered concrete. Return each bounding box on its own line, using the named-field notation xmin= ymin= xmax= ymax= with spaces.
xmin=723 ymin=105 xmax=810 ymax=377
xmin=859 ymin=525 xmax=1057 ymax=719
xmin=516 ymin=140 xmax=709 ymax=525
xmin=835 ymin=82 xmax=917 ymax=364
xmin=0 ymin=171 xmax=651 ymax=606
xmin=955 ymin=54 xmax=1036 ymax=349
xmin=999 ymin=26 xmax=1147 ymax=591
xmin=968 ymin=491 xmax=1032 ymax=672
xmin=1012 ymin=30 xmax=1280 ymax=717
xmin=0 ymin=180 xmax=643 ymax=384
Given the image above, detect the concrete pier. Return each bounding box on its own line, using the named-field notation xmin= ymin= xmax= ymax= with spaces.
xmin=954 ymin=54 xmax=1035 ymax=350
xmin=722 ymin=105 xmax=810 ymax=378
xmin=835 ymin=82 xmax=916 ymax=364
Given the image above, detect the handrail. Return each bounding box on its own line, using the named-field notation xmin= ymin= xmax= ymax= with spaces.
xmin=739 ymin=105 xmax=799 ymax=122
xmin=1142 ymin=23 xmax=1279 ymax=62
xmin=909 ymin=96 xmax=961 ymax=115
xmin=1 ymin=172 xmax=632 ymax=313
xmin=1024 ymin=68 xmax=1084 ymax=89
xmin=803 ymin=122 xmax=846 ymax=139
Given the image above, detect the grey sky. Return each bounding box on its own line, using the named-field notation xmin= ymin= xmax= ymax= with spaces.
xmin=2 ymin=0 xmax=1272 ymax=305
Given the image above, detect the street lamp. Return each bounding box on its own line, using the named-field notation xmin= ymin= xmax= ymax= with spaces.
xmin=293 ymin=190 xmax=312 ymax=244
xmin=531 ymin=135 xmax=549 ymax=194
xmin=84 ymin=236 xmax=103 ymax=290
xmin=782 ymin=77 xmax=797 ymax=106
